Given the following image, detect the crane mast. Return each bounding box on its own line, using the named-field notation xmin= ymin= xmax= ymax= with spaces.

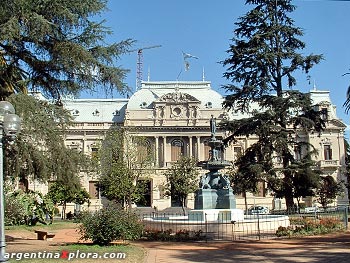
xmin=134 ymin=45 xmax=161 ymax=90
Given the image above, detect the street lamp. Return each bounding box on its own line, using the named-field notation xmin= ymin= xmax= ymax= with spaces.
xmin=0 ymin=101 xmax=21 ymax=263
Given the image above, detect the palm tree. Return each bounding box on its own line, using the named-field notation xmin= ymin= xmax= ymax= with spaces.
xmin=344 ymin=71 xmax=350 ymax=113
xmin=0 ymin=51 xmax=27 ymax=100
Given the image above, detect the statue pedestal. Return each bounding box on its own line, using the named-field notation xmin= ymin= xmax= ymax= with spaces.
xmin=194 ymin=188 xmax=236 ymax=210
xmin=194 ymin=189 xmax=217 ymax=210
xmin=188 ymin=209 xmax=244 ymax=222
xmin=216 ymin=188 xmax=236 ymax=209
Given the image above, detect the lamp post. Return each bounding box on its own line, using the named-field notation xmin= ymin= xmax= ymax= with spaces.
xmin=0 ymin=101 xmax=21 ymax=263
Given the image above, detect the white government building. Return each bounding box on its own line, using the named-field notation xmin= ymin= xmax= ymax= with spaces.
xmin=31 ymin=80 xmax=349 ymax=212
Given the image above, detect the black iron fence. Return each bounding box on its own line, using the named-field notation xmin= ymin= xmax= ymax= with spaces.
xmin=138 ymin=207 xmax=348 ymax=241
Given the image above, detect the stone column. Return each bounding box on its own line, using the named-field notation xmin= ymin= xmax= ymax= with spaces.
xmin=155 ymin=136 xmax=159 ymax=167
xmin=196 ymin=136 xmax=201 ymax=161
xmin=189 ymin=136 xmax=193 ymax=157
xmin=162 ymin=136 xmax=167 ymax=167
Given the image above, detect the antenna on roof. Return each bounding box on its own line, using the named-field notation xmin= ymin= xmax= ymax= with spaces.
xmin=202 ymin=67 xmax=206 ymax=81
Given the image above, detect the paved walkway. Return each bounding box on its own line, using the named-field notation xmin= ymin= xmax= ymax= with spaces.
xmin=6 ymin=228 xmax=350 ymax=262
xmin=139 ymin=232 xmax=350 ymax=263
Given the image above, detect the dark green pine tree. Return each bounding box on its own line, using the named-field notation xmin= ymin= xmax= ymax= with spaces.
xmin=5 ymin=93 xmax=92 ymax=186
xmin=0 ymin=0 xmax=132 ymax=199
xmin=221 ymin=0 xmax=324 ymax=210
xmin=0 ymin=0 xmax=133 ymax=101
xmin=227 ymin=144 xmax=265 ymax=212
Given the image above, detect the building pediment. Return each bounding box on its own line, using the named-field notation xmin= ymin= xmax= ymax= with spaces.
xmin=156 ymin=91 xmax=200 ymax=104
xmin=329 ymin=119 xmax=347 ymax=129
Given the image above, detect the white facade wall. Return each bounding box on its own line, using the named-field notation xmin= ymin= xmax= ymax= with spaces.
xmin=36 ymin=81 xmax=348 ymax=213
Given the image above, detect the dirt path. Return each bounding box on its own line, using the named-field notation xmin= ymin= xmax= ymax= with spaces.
xmin=5 ymin=228 xmax=81 ymax=252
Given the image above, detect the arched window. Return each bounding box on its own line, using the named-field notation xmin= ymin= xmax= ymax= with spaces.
xmin=136 ymin=139 xmax=153 ymax=163
xmin=171 ymin=139 xmax=184 ymax=161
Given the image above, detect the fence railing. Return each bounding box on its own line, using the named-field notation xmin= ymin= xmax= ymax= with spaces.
xmin=138 ymin=207 xmax=348 ymax=241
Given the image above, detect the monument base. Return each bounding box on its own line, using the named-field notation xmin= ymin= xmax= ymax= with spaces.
xmin=188 ymin=209 xmax=244 ymax=222
xmin=194 ymin=188 xmax=236 ymax=210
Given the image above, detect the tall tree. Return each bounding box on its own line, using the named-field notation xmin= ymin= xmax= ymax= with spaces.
xmin=0 ymin=0 xmax=133 ymax=101
xmin=4 ymin=93 xmax=91 ymax=185
xmin=227 ymin=146 xmax=264 ymax=212
xmin=220 ymin=0 xmax=324 ymax=210
xmin=98 ymin=129 xmax=154 ymax=210
xmin=165 ymin=156 xmax=199 ymax=215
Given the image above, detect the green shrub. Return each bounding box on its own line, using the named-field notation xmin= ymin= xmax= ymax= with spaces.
xmin=4 ymin=193 xmax=26 ymax=225
xmin=77 ymin=204 xmax=144 ymax=246
xmin=5 ymin=190 xmax=55 ymax=226
xmin=142 ymin=228 xmax=204 ymax=241
xmin=277 ymin=216 xmax=344 ymax=237
xmin=276 ymin=226 xmax=294 ymax=237
xmin=319 ymin=217 xmax=343 ymax=230
xmin=298 ymin=203 xmax=306 ymax=209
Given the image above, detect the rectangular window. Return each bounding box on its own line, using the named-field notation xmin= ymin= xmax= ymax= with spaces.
xmin=324 ymin=145 xmax=332 ymax=160
xmin=89 ymin=181 xmax=99 ymax=199
xmin=233 ymin=146 xmax=242 ymax=160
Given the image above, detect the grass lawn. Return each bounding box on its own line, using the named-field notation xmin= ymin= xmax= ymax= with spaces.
xmin=5 ymin=243 xmax=145 ymax=263
xmin=5 ymin=220 xmax=77 ymax=231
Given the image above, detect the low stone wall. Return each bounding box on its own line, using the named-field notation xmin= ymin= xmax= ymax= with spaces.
xmin=142 ymin=214 xmax=290 ymax=240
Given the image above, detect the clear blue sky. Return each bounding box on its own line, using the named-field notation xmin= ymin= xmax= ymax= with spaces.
xmin=82 ymin=0 xmax=350 ymax=134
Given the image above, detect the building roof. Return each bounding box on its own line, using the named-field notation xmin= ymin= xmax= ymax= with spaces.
xmin=126 ymin=81 xmax=223 ymax=110
xmin=53 ymin=82 xmax=343 ymax=126
xmin=63 ymin=98 xmax=128 ymax=123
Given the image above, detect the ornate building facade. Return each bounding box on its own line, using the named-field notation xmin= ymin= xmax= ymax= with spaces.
xmin=31 ymin=81 xmax=349 ymax=212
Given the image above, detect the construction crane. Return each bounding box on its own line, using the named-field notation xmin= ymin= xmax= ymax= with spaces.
xmin=130 ymin=45 xmax=161 ymax=90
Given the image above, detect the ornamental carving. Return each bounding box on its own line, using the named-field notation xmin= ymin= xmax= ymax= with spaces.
xmin=157 ymin=92 xmax=199 ymax=103
xmin=320 ymin=138 xmax=332 ymax=145
xmin=318 ymin=101 xmax=331 ymax=106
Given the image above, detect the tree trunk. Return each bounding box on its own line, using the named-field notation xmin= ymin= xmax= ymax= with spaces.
xmin=283 ymin=154 xmax=295 ymax=211
xmin=181 ymin=197 xmax=187 ymax=216
xmin=296 ymin=197 xmax=301 ymax=214
xmin=62 ymin=202 xmax=67 ymax=219
xmin=243 ymin=192 xmax=248 ymax=214
xmin=284 ymin=193 xmax=295 ymax=212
